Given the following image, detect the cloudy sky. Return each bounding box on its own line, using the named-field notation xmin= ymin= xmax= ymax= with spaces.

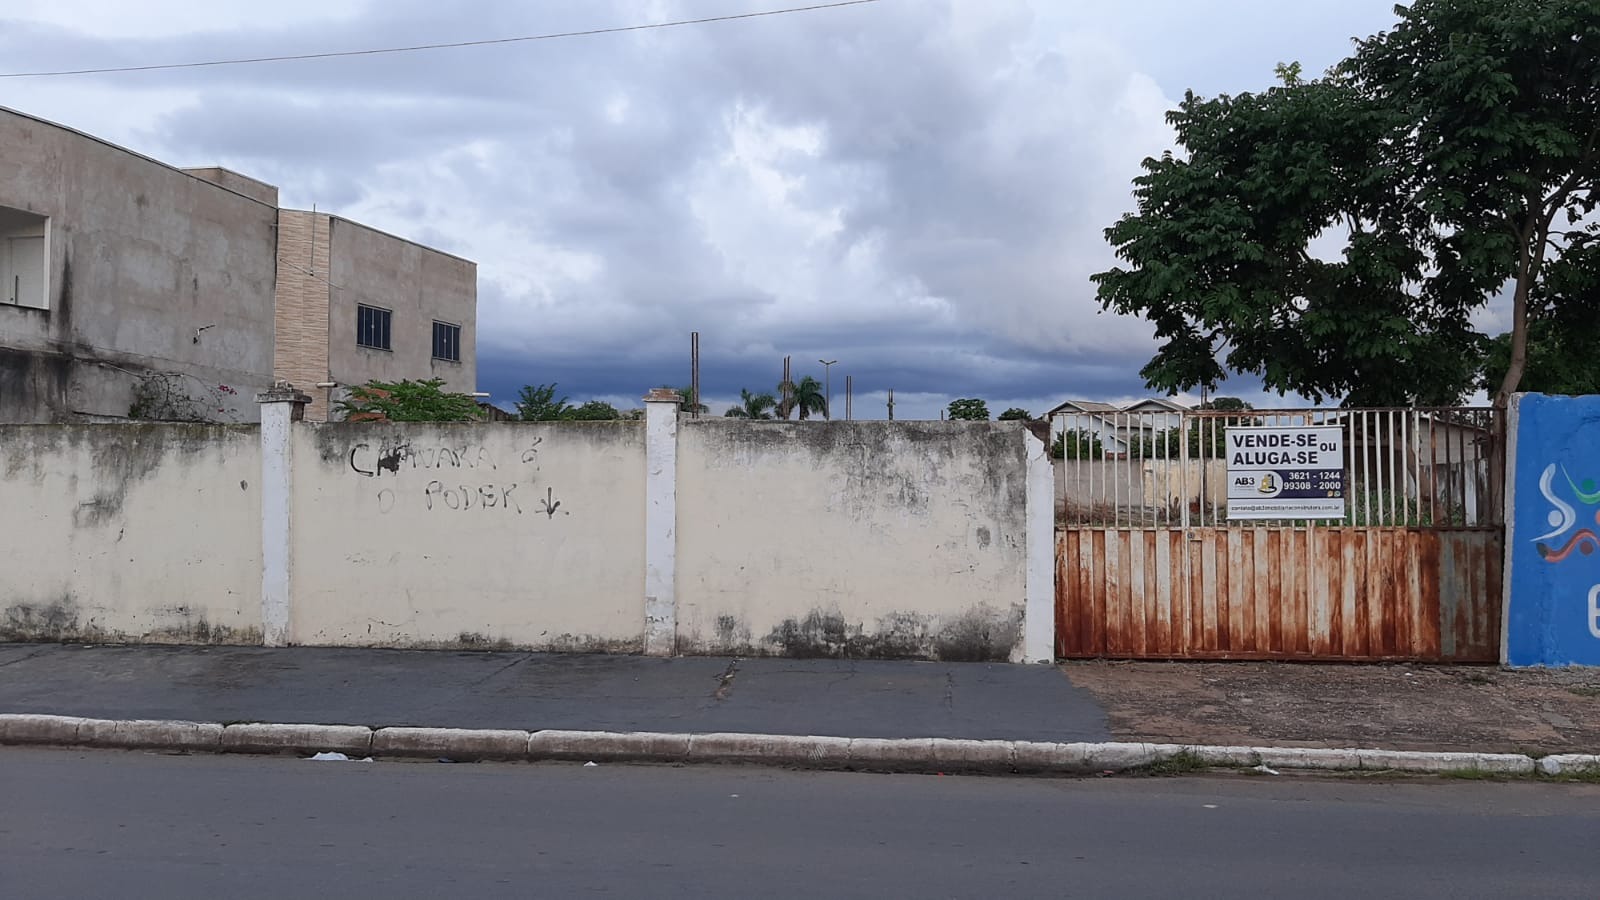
xmin=0 ymin=0 xmax=1410 ymax=418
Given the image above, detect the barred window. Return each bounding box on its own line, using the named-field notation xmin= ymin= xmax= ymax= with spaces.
xmin=356 ymin=304 xmax=392 ymax=350
xmin=432 ymin=321 xmax=461 ymax=362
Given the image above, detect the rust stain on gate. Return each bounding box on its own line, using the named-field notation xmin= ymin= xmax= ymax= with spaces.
xmin=1049 ymin=406 xmax=1504 ymax=663
xmin=1055 ymin=527 xmax=1501 ymax=661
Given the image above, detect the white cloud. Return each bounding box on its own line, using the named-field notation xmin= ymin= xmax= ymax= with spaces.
xmin=0 ymin=0 xmax=1413 ymax=414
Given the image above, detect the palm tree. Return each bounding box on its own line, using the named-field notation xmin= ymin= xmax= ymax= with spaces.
xmin=724 ymin=388 xmax=777 ymax=419
xmin=776 ymin=375 xmax=827 ymax=420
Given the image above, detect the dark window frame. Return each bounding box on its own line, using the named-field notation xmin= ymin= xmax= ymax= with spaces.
xmin=356 ymin=304 xmax=392 ymax=351
xmin=432 ymin=320 xmax=462 ymax=363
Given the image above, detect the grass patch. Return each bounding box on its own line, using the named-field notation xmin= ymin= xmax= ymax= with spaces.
xmin=1565 ymin=685 xmax=1600 ymax=698
xmin=1128 ymin=749 xmax=1211 ymax=777
xmin=1461 ymin=672 xmax=1496 ymax=685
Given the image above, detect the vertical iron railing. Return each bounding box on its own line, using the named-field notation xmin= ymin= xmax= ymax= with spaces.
xmin=1056 ymin=406 xmax=1501 ymax=528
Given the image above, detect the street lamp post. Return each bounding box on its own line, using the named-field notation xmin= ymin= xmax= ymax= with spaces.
xmin=818 ymin=359 xmax=837 ymax=420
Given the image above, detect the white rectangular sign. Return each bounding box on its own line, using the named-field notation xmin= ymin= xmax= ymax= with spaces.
xmin=1225 ymin=425 xmax=1346 ymax=520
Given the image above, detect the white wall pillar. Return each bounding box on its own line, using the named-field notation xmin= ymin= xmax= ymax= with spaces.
xmin=256 ymin=382 xmax=310 ymax=647
xmin=1021 ymin=427 xmax=1057 ymax=663
xmin=643 ymin=388 xmax=683 ymax=656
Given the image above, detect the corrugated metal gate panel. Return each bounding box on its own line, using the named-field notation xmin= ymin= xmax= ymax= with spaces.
xmin=1055 ymin=527 xmax=1502 ymax=662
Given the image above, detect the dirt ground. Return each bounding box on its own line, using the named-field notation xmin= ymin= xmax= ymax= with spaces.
xmin=1062 ymin=660 xmax=1600 ymax=754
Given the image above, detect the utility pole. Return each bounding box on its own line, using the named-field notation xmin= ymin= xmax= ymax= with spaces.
xmin=818 ymin=359 xmax=837 ymax=420
xmin=844 ymin=375 xmax=852 ymax=421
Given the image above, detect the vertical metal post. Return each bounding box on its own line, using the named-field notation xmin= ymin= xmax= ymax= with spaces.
xmin=781 ymin=356 xmax=791 ymax=419
xmin=844 ymin=375 xmax=852 ymax=421
xmin=887 ymin=388 xmax=894 ymax=421
xmin=690 ymin=331 xmax=700 ymax=419
xmin=1179 ymin=407 xmax=1191 ymax=532
xmin=818 ymin=359 xmax=837 ymax=420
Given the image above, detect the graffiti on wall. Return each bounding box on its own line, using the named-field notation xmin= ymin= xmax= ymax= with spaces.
xmin=346 ymin=437 xmax=566 ymax=518
xmin=1506 ymin=394 xmax=1600 ymax=666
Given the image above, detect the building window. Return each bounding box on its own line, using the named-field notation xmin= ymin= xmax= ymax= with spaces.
xmin=432 ymin=321 xmax=461 ymax=362
xmin=356 ymin=304 xmax=392 ymax=350
xmin=0 ymin=206 xmax=48 ymax=310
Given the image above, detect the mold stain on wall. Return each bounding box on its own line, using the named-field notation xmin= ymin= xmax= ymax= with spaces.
xmin=740 ymin=604 xmax=1022 ymax=662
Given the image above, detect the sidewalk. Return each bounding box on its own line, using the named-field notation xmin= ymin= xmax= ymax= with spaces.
xmin=1065 ymin=659 xmax=1600 ymax=755
xmin=0 ymin=643 xmax=1110 ymax=743
xmin=3 ymin=642 xmax=1597 ymax=762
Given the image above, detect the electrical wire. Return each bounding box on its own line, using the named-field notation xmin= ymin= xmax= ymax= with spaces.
xmin=0 ymin=0 xmax=885 ymax=79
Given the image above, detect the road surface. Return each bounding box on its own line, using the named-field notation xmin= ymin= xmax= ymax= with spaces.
xmin=3 ymin=749 xmax=1596 ymax=898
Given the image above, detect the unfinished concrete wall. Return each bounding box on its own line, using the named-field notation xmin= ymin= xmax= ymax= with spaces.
xmin=179 ymin=167 xmax=280 ymax=207
xmin=288 ymin=422 xmax=645 ymax=649
xmin=674 ymin=420 xmax=1032 ymax=661
xmin=325 ymin=217 xmax=477 ymax=403
xmin=0 ymin=424 xmax=262 ymax=643
xmin=0 ymin=107 xmax=279 ymax=423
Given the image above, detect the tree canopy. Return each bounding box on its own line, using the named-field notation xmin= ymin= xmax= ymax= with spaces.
xmin=338 ymin=379 xmax=483 ymax=422
xmin=997 ymin=407 xmax=1032 ymax=421
xmin=674 ymin=386 xmax=710 ymax=415
xmin=1094 ymin=0 xmax=1600 ymax=407
xmin=946 ymin=398 xmax=990 ymax=421
xmin=725 ymin=388 xmax=778 ymax=419
xmin=777 ymin=376 xmax=827 ymax=420
xmin=514 ymin=383 xmax=572 ymax=421
xmin=565 ymin=400 xmax=622 ymax=421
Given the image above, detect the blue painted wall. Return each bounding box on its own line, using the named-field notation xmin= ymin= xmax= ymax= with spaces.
xmin=1506 ymin=393 xmax=1600 ymax=667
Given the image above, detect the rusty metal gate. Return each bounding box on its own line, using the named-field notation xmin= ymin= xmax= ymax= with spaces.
xmin=1053 ymin=407 xmax=1503 ymax=661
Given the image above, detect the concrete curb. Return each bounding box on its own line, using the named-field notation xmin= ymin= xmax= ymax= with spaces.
xmin=0 ymin=714 xmax=1576 ymax=778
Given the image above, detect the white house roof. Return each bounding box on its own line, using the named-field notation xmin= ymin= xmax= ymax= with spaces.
xmin=1045 ymin=397 xmax=1187 ymax=417
xmin=1045 ymin=399 xmax=1120 ymax=416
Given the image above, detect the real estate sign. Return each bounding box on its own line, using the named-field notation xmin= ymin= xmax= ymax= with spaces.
xmin=1225 ymin=425 xmax=1345 ymax=520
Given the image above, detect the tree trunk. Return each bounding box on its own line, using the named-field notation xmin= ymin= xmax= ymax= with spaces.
xmin=1495 ymin=271 xmax=1533 ymax=408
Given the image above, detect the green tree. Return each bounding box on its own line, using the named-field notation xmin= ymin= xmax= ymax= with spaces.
xmin=997 ymin=407 xmax=1032 ymax=421
xmin=515 ymin=383 xmax=573 ymax=421
xmin=1480 ymin=304 xmax=1600 ymax=396
xmin=724 ymin=388 xmax=778 ymax=419
xmin=338 ymin=378 xmax=484 ymax=422
xmin=674 ymin=386 xmax=710 ymax=415
xmin=776 ymin=376 xmax=827 ymax=420
xmin=1094 ymin=0 xmax=1600 ymax=407
xmin=1199 ymin=396 xmax=1253 ymax=411
xmin=1052 ymin=428 xmax=1103 ymax=460
xmin=566 ymin=400 xmax=621 ymax=421
xmin=946 ymin=398 xmax=990 ymax=421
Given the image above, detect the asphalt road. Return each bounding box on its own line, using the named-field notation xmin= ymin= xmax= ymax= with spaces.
xmin=3 ymin=749 xmax=1597 ymax=898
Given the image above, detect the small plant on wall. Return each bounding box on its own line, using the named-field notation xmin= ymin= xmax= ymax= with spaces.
xmin=337 ymin=378 xmax=484 ymax=422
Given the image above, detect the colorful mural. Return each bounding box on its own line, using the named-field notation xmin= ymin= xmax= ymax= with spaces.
xmin=1506 ymin=394 xmax=1600 ymax=666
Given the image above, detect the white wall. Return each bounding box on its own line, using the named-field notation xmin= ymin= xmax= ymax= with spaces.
xmin=1 ymin=414 xmax=1054 ymax=661
xmin=675 ymin=420 xmax=1032 ymax=661
xmin=288 ymin=422 xmax=646 ymax=650
xmin=0 ymin=425 xmax=262 ymax=642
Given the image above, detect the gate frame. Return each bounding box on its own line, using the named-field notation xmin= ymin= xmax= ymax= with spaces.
xmin=1053 ymin=406 xmax=1504 ymax=661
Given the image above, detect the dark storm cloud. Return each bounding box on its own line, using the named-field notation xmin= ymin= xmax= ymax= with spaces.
xmin=1 ymin=1 xmax=1405 ymax=417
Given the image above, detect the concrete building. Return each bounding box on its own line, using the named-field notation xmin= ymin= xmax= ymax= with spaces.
xmin=273 ymin=210 xmax=476 ymax=422
xmin=0 ymin=106 xmax=476 ymax=423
